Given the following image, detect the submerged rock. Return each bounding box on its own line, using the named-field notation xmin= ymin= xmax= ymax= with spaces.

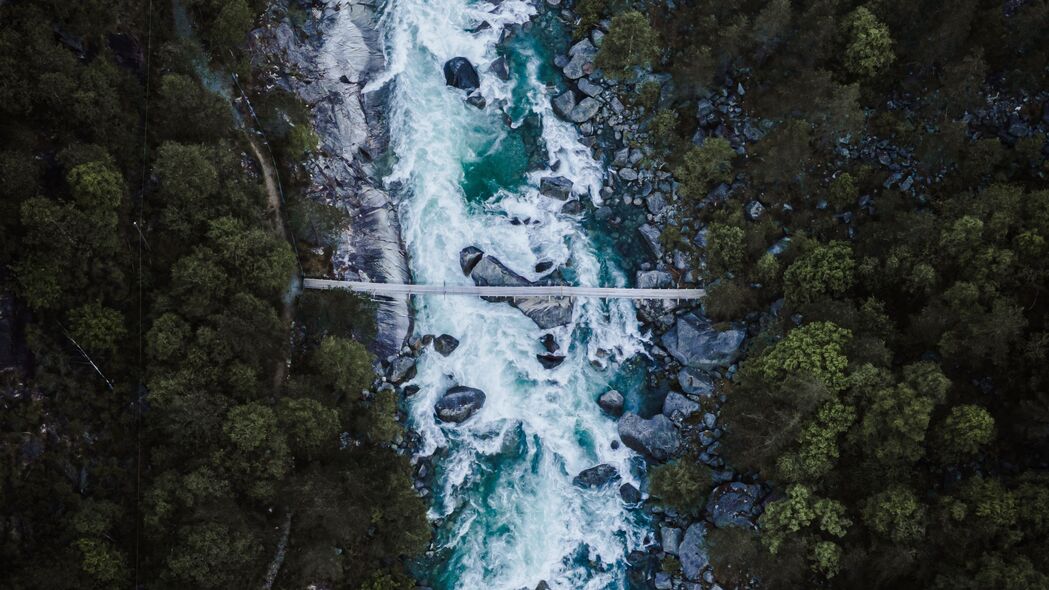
xmin=661 ymin=314 xmax=745 ymax=370
xmin=537 ymin=353 xmax=565 ymax=369
xmin=443 ymin=57 xmax=480 ymax=92
xmin=573 ymin=464 xmax=621 ymax=488
xmin=617 ymin=413 xmax=681 ymax=462
xmin=539 ymin=175 xmax=573 ymax=200
xmin=433 ymin=334 xmax=460 ymax=356
xmin=434 ymin=386 xmax=486 ymax=423
xmin=706 ymin=482 xmax=764 ymax=528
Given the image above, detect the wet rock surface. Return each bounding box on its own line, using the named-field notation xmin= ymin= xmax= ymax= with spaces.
xmin=573 ymin=464 xmax=621 ymax=488
xmin=434 ymin=386 xmax=486 ymax=423
xmin=617 ymin=413 xmax=681 ymax=463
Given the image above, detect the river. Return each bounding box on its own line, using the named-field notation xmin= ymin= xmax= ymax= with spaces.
xmin=365 ymin=0 xmax=652 ymax=587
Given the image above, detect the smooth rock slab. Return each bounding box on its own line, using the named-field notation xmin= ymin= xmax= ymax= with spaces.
xmin=678 ymin=367 xmax=714 ymax=397
xmin=617 ymin=412 xmax=681 ymax=463
xmin=662 ymin=392 xmax=700 ymax=421
xmin=573 ymin=463 xmax=621 ymax=488
xmin=678 ymin=522 xmax=709 ymax=580
xmin=661 ymin=314 xmax=745 ymax=370
xmin=563 ymin=39 xmax=597 ymax=79
xmin=434 ymin=386 xmax=486 ymax=423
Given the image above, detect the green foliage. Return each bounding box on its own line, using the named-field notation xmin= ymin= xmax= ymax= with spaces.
xmin=312 ymin=335 xmax=375 ymax=399
xmin=843 ymin=7 xmax=895 ymax=77
xmin=675 ymin=138 xmax=736 ymax=201
xmin=648 ymin=460 xmax=712 ymax=515
xmin=752 ymin=321 xmax=852 ymax=392
xmin=861 ymin=485 xmax=926 ymax=543
xmin=706 ymin=222 xmax=745 ymax=277
xmin=165 ymin=522 xmax=262 ymax=589
xmin=784 ymin=241 xmax=855 ymax=305
xmin=704 ymin=279 xmax=756 ymax=322
xmin=68 ymin=301 xmax=126 ymax=355
xmin=595 ymin=11 xmax=659 ymax=78
xmin=828 ymin=173 xmax=858 ymax=210
xmin=936 ymin=404 xmax=995 ymax=463
xmin=760 ymin=484 xmax=852 ymax=555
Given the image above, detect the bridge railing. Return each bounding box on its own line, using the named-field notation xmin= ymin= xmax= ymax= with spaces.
xmin=302 ymin=278 xmax=706 ymax=300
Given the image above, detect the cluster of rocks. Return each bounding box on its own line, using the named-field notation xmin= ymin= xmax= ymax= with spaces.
xmin=534 ymin=5 xmax=776 ymax=589
xmin=248 ymin=1 xmax=412 ymax=360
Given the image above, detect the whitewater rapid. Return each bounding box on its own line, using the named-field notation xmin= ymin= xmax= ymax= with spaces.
xmin=366 ymin=0 xmax=651 ymax=587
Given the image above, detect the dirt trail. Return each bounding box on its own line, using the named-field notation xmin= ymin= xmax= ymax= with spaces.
xmin=245 ymin=133 xmax=296 ymax=393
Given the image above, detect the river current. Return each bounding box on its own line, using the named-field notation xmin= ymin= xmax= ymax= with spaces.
xmin=365 ymin=1 xmax=652 ymax=587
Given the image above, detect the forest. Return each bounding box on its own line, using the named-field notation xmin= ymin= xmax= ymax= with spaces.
xmin=585 ymin=0 xmax=1049 ymax=587
xmin=0 ymin=1 xmax=427 ymax=588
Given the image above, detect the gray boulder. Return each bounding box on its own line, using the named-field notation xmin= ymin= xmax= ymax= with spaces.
xmin=662 ymin=392 xmax=700 ymax=421
xmin=637 ymin=270 xmax=673 ymax=290
xmin=461 ymin=248 xmax=573 ymax=329
xmin=540 ymin=176 xmax=573 ymax=200
xmin=660 ymin=526 xmax=683 ymax=555
xmin=577 ymin=78 xmax=603 ymax=97
xmin=567 ymin=97 xmax=601 ymax=123
xmin=563 ymin=39 xmax=597 ymax=79
xmin=661 ymin=314 xmax=745 ymax=370
xmin=678 ymin=522 xmax=709 ymax=580
xmin=678 ymin=368 xmax=714 ymax=397
xmin=706 ymin=482 xmax=764 ymax=528
xmin=619 ymin=482 xmax=642 ymax=503
xmin=433 ymin=334 xmax=459 ymax=356
xmin=617 ymin=413 xmax=681 ymax=462
xmin=598 ymin=389 xmax=625 ymax=416
xmin=573 ymin=464 xmax=621 ymax=488
xmin=386 ymin=355 xmax=416 ymax=384
xmin=489 ymin=56 xmax=509 ymax=81
xmin=460 ymin=246 xmax=484 ymax=275
xmin=637 ymin=224 xmax=663 ymax=260
xmin=443 ymin=57 xmax=479 ymax=92
xmin=434 ymin=386 xmax=486 ymax=423
xmin=552 ymin=91 xmax=575 ymax=119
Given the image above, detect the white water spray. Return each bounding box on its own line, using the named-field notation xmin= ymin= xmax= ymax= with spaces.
xmin=365 ymin=0 xmax=652 ymax=587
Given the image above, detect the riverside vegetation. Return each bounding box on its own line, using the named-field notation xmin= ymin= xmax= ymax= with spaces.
xmin=574 ymin=0 xmax=1049 ymax=588
xmin=0 ymin=1 xmax=428 ymax=588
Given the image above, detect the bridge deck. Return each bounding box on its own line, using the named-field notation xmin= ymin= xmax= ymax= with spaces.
xmin=303 ymin=278 xmax=705 ymax=300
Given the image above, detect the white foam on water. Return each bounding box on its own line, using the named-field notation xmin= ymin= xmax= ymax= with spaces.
xmin=361 ymin=0 xmax=651 ymax=587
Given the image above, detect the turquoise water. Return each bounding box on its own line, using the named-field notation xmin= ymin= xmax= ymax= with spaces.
xmin=363 ymin=1 xmax=653 ymax=587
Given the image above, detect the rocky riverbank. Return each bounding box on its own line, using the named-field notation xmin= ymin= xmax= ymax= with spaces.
xmin=248 ymin=0 xmax=411 ymax=360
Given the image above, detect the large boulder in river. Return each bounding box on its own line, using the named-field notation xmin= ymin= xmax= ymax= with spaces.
xmin=460 ymin=247 xmax=574 ymax=329
xmin=443 ymin=57 xmax=480 ymax=92
xmin=459 ymin=246 xmax=484 ymax=275
xmin=706 ymin=482 xmax=764 ymax=529
xmin=573 ymin=464 xmax=621 ymax=488
xmin=617 ymin=413 xmax=680 ymax=462
xmin=678 ymin=522 xmax=709 ymax=580
xmin=598 ymin=389 xmax=625 ymax=416
xmin=433 ymin=334 xmax=460 ymax=356
xmin=540 ymin=176 xmax=573 ymax=200
xmin=661 ymin=314 xmax=745 ymax=370
xmin=434 ymin=386 xmax=486 ymax=423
